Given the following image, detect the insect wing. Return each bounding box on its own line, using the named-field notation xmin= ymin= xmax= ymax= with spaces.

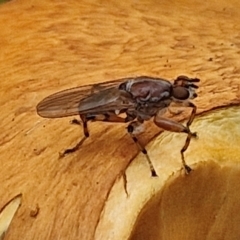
xmin=36 ymin=78 xmax=134 ymax=118
xmin=77 ymin=87 xmax=134 ymax=114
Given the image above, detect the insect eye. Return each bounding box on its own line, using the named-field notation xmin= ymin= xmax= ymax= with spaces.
xmin=172 ymin=87 xmax=189 ymax=100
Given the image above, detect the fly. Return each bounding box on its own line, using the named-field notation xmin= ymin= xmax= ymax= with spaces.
xmin=36 ymin=75 xmax=200 ymax=177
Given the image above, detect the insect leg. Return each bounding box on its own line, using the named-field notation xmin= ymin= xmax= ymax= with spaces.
xmin=60 ymin=136 xmax=88 ymax=157
xmin=87 ymin=113 xmax=126 ymax=123
xmin=185 ymin=102 xmax=197 ymax=128
xmin=60 ymin=114 xmax=89 ymax=156
xmin=70 ymin=112 xmax=130 ymax=134
xmin=81 ymin=114 xmax=90 ymax=137
xmin=170 ymin=101 xmax=197 ymax=128
xmin=85 ymin=111 xmax=136 ymax=123
xmin=61 ymin=113 xmax=132 ymax=157
xmin=127 ymin=121 xmax=158 ymax=177
xmin=153 ymin=116 xmax=196 ymax=174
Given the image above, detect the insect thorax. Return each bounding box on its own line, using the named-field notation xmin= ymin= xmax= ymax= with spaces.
xmin=130 ymin=98 xmax=172 ymax=121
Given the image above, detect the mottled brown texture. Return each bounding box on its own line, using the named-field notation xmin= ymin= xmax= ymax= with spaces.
xmin=0 ymin=0 xmax=240 ymax=239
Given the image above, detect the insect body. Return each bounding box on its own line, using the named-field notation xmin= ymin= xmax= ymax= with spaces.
xmin=37 ymin=76 xmax=200 ymax=177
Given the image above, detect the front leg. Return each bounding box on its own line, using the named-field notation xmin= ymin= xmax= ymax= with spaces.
xmin=154 ymin=116 xmax=196 ymax=174
xmin=185 ymin=101 xmax=197 ymax=128
xmin=170 ymin=100 xmax=197 ymax=128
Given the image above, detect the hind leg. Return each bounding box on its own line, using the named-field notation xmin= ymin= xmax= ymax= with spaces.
xmin=61 ymin=112 xmax=133 ymax=156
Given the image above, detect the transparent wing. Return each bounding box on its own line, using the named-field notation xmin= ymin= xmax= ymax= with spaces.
xmin=36 ymin=77 xmax=136 ymax=118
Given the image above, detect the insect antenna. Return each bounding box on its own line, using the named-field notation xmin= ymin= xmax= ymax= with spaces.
xmin=174 ymin=76 xmax=200 ymax=89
